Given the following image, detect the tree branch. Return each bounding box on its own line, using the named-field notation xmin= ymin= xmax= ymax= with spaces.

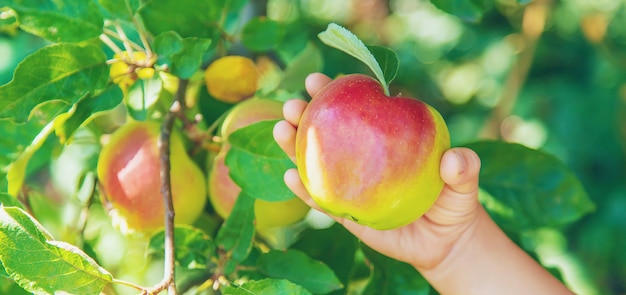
xmin=480 ymin=0 xmax=551 ymax=138
xmin=147 ymin=78 xmax=190 ymax=295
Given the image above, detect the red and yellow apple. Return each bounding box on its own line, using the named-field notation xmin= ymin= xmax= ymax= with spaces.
xmin=97 ymin=121 xmax=207 ymax=233
xmin=295 ymin=74 xmax=450 ymax=230
xmin=208 ymin=99 xmax=310 ymax=230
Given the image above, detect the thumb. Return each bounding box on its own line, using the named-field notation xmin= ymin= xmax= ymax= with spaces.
xmin=425 ymin=148 xmax=482 ymax=226
xmin=440 ymin=147 xmax=481 ymax=195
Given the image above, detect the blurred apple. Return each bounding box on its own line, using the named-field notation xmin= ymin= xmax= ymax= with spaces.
xmin=97 ymin=121 xmax=207 ymax=233
xmin=208 ymin=99 xmax=310 ymax=230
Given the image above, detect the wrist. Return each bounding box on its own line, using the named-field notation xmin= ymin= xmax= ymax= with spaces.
xmin=415 ymin=205 xmax=573 ymax=295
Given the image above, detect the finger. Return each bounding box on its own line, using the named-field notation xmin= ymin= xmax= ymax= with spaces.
xmin=283 ymin=99 xmax=308 ymax=127
xmin=440 ymin=147 xmax=481 ymax=195
xmin=305 ymin=73 xmax=332 ymax=97
xmin=273 ymin=120 xmax=297 ymax=161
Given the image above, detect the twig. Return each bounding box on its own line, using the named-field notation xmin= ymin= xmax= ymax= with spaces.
xmin=480 ymin=0 xmax=551 ymax=138
xmin=147 ymin=79 xmax=189 ymax=295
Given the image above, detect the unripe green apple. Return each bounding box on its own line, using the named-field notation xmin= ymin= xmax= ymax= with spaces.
xmin=208 ymin=99 xmax=310 ymax=230
xmin=295 ymin=74 xmax=450 ymax=230
xmin=97 ymin=121 xmax=207 ymax=233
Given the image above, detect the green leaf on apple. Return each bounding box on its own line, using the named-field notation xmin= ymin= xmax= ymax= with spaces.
xmin=223 ymin=278 xmax=313 ymax=295
xmin=0 ymin=206 xmax=112 ymax=294
xmin=225 ymin=119 xmax=297 ymax=202
xmin=367 ymin=45 xmax=399 ymax=87
xmin=215 ymin=191 xmax=255 ymax=274
xmin=148 ymin=225 xmax=215 ymax=270
xmin=465 ymin=141 xmax=596 ymax=232
xmin=318 ymin=23 xmax=398 ymax=96
xmin=257 ymin=249 xmax=343 ymax=294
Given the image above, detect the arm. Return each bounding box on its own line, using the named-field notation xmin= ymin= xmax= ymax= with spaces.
xmin=417 ymin=205 xmax=574 ymax=294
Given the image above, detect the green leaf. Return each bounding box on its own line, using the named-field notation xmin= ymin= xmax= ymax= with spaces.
xmin=0 ymin=193 xmax=24 ymax=210
xmin=291 ymin=224 xmax=358 ymax=293
xmin=367 ymin=46 xmax=399 ymax=87
xmin=430 ymin=0 xmax=488 ymax=23
xmin=361 ymin=245 xmax=431 ymax=295
xmin=216 ymin=191 xmax=255 ymax=274
xmin=5 ymin=0 xmax=103 ymax=42
xmin=138 ymin=0 xmax=220 ymax=38
xmin=54 ymin=86 xmax=123 ymax=144
xmin=242 ymin=17 xmax=285 ymax=52
xmin=318 ymin=23 xmax=391 ymax=95
xmin=6 ymin=120 xmax=56 ymax=196
xmin=0 ymin=262 xmax=7 ymax=277
xmin=225 ymin=120 xmax=296 ymax=202
xmin=0 ymin=206 xmax=112 ymax=294
xmin=0 ymin=43 xmax=109 ymax=123
xmin=257 ymin=249 xmax=343 ymax=294
xmin=223 ymin=278 xmax=312 ymax=295
xmin=98 ymin=0 xmax=141 ymax=21
xmin=148 ymin=225 xmax=215 ymax=270
xmin=153 ymin=32 xmax=211 ymax=79
xmin=279 ymin=42 xmax=323 ymax=92
xmin=465 ymin=141 xmax=596 ymax=232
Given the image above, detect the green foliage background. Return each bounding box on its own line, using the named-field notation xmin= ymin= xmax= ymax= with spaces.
xmin=0 ymin=0 xmax=624 ymax=294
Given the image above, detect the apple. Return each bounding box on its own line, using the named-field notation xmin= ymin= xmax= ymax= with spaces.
xmin=208 ymin=99 xmax=310 ymax=230
xmin=97 ymin=121 xmax=207 ymax=233
xmin=295 ymin=74 xmax=450 ymax=230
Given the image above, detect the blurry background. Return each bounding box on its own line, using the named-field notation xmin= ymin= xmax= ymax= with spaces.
xmin=1 ymin=0 xmax=624 ymax=294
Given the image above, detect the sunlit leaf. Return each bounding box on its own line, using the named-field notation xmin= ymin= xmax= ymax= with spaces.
xmin=149 ymin=225 xmax=215 ymax=270
xmin=318 ymin=23 xmax=391 ymax=95
xmin=54 ymin=86 xmax=123 ymax=144
xmin=215 ymin=192 xmax=255 ymax=274
xmin=225 ymin=120 xmax=296 ymax=202
xmin=361 ymin=245 xmax=431 ymax=295
xmin=0 ymin=193 xmax=23 ymax=210
xmin=466 ymin=141 xmax=596 ymax=232
xmin=0 ymin=43 xmax=108 ymax=123
xmin=6 ymin=121 xmax=55 ymax=196
xmin=153 ymin=32 xmax=212 ymax=79
xmin=257 ymin=249 xmax=343 ymax=294
xmin=0 ymin=206 xmax=112 ymax=294
xmin=4 ymin=0 xmax=103 ymax=42
xmin=223 ymin=278 xmax=312 ymax=295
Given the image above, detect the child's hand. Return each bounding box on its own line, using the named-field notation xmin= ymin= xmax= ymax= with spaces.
xmin=273 ymin=73 xmax=482 ymax=271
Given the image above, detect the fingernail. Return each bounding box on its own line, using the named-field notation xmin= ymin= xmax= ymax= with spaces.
xmin=454 ymin=150 xmax=466 ymax=176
